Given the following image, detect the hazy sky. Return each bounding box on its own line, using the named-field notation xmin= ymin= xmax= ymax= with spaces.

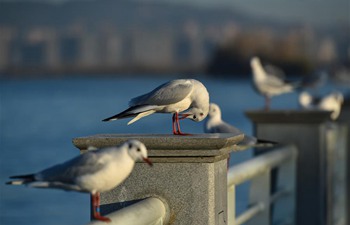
xmin=1 ymin=0 xmax=349 ymax=26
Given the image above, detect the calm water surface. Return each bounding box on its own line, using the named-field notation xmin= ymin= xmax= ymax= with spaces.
xmin=0 ymin=76 xmax=342 ymax=225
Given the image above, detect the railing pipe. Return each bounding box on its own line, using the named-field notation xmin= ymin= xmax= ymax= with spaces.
xmin=86 ymin=197 xmax=168 ymax=225
xmin=227 ymin=145 xmax=297 ymax=187
xmin=227 ymin=145 xmax=297 ymax=225
xmin=234 ymin=203 xmax=265 ymax=225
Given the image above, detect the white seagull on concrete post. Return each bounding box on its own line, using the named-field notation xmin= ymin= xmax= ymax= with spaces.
xmin=204 ymin=103 xmax=276 ymax=150
xmin=102 ymin=79 xmax=210 ymax=135
xmin=299 ymin=91 xmax=344 ymax=120
xmin=250 ymin=57 xmax=299 ymax=110
xmin=6 ymin=140 xmax=153 ymax=223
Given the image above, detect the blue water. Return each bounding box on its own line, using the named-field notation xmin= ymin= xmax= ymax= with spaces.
xmin=0 ymin=76 xmax=344 ymax=225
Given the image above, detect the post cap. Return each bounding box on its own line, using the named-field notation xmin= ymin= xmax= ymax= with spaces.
xmin=73 ymin=133 xmax=244 ymax=162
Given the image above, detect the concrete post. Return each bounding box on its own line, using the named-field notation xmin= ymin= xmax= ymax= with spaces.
xmin=246 ymin=110 xmax=348 ymax=225
xmin=73 ymin=133 xmax=243 ymax=225
xmin=338 ymin=99 xmax=350 ymax=225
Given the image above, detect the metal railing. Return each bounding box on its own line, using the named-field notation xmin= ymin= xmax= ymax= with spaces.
xmin=86 ymin=197 xmax=168 ymax=225
xmin=227 ymin=145 xmax=298 ymax=225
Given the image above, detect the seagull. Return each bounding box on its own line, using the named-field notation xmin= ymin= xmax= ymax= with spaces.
xmin=250 ymin=57 xmax=299 ymax=110
xmin=6 ymin=140 xmax=153 ymax=223
xmin=204 ymin=103 xmax=276 ymax=150
xmin=102 ymin=79 xmax=210 ymax=135
xmin=299 ymin=91 xmax=344 ymax=120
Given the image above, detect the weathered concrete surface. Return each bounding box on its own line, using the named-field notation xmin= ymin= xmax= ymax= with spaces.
xmin=246 ymin=110 xmax=347 ymax=225
xmin=73 ymin=133 xmax=244 ymax=225
xmin=73 ymin=133 xmax=244 ymax=162
xmin=338 ymin=99 xmax=350 ymax=225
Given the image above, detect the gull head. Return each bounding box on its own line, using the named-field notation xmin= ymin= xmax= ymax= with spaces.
xmin=208 ymin=103 xmax=222 ymax=118
xmin=299 ymin=91 xmax=313 ymax=108
xmin=333 ymin=91 xmax=344 ymax=104
xmin=126 ymin=140 xmax=152 ymax=166
xmin=179 ymin=106 xmax=209 ymax=122
xmin=250 ymin=56 xmax=261 ymax=68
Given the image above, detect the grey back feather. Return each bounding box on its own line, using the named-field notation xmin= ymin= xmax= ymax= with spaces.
xmin=129 ymin=80 xmax=193 ymax=106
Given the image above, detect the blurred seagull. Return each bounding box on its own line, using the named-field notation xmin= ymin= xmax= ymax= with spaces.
xmin=102 ymin=79 xmax=210 ymax=135
xmin=250 ymin=57 xmax=299 ymax=110
xmin=204 ymin=103 xmax=276 ymax=150
xmin=6 ymin=140 xmax=153 ymax=223
xmin=299 ymin=91 xmax=344 ymax=120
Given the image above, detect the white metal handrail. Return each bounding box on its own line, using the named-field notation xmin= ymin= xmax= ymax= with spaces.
xmin=227 ymin=145 xmax=298 ymax=225
xmin=86 ymin=197 xmax=168 ymax=225
xmin=228 ymin=145 xmax=297 ymax=187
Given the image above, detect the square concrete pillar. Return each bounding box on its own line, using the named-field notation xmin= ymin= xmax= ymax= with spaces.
xmin=73 ymin=133 xmax=243 ymax=225
xmin=246 ymin=110 xmax=348 ymax=225
xmin=338 ymin=100 xmax=350 ymax=225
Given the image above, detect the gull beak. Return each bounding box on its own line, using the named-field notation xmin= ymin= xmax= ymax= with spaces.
xmin=179 ymin=113 xmax=190 ymax=120
xmin=143 ymin=157 xmax=153 ymax=167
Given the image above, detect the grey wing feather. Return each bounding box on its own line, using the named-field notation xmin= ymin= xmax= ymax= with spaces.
xmin=210 ymin=122 xmax=244 ymax=136
xmin=39 ymin=152 xmax=105 ymax=184
xmin=264 ymin=75 xmax=286 ymax=87
xmin=264 ymin=64 xmax=286 ymax=80
xmin=129 ymin=80 xmax=193 ymax=106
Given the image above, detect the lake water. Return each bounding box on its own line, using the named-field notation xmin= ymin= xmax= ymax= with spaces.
xmin=0 ymin=76 xmax=344 ymax=225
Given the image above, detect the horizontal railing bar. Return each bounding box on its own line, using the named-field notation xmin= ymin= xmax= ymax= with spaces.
xmin=86 ymin=197 xmax=167 ymax=225
xmin=234 ymin=202 xmax=265 ymax=225
xmin=232 ymin=188 xmax=291 ymax=225
xmin=270 ymin=188 xmax=291 ymax=204
xmin=227 ymin=145 xmax=297 ymax=187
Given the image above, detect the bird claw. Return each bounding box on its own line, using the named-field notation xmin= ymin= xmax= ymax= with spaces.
xmin=93 ymin=215 xmax=111 ymax=223
xmin=173 ymin=131 xmax=192 ymax=136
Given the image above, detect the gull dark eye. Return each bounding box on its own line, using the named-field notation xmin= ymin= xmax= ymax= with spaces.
xmin=193 ymin=115 xmax=197 ymax=119
xmin=200 ymin=113 xmax=204 ymax=116
xmin=136 ymin=148 xmax=141 ymax=152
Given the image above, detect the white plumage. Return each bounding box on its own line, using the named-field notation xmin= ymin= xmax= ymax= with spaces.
xmin=204 ymin=103 xmax=276 ymax=150
xmin=299 ymin=91 xmax=344 ymax=120
xmin=103 ymin=79 xmax=210 ymax=135
xmin=250 ymin=56 xmax=298 ymax=110
xmin=6 ymin=139 xmax=152 ymax=222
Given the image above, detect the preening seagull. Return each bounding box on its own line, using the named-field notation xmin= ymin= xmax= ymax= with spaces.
xmin=299 ymin=91 xmax=344 ymax=120
xmin=204 ymin=103 xmax=276 ymax=150
xmin=6 ymin=140 xmax=153 ymax=223
xmin=102 ymin=79 xmax=210 ymax=135
xmin=250 ymin=57 xmax=299 ymax=110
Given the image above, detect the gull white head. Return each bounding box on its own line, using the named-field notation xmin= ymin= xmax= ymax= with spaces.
xmin=250 ymin=56 xmax=261 ymax=68
xmin=180 ymin=106 xmax=209 ymax=122
xmin=125 ymin=140 xmax=152 ymax=166
xmin=333 ymin=91 xmax=344 ymax=104
xmin=208 ymin=103 xmax=222 ymax=119
xmin=299 ymin=91 xmax=313 ymax=108
xmin=326 ymin=91 xmax=344 ymax=120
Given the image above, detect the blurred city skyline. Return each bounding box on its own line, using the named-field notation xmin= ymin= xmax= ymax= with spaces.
xmin=0 ymin=0 xmax=349 ymax=78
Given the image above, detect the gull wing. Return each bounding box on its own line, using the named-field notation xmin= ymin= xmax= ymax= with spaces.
xmin=129 ymin=80 xmax=193 ymax=106
xmin=39 ymin=151 xmax=105 ymax=184
xmin=208 ymin=121 xmax=243 ymax=135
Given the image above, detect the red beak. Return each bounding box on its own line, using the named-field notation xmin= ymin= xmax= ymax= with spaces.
xmin=143 ymin=157 xmax=153 ymax=166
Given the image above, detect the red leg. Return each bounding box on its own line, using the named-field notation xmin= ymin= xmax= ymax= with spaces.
xmin=91 ymin=193 xmax=111 ymax=223
xmin=174 ymin=112 xmax=191 ymax=136
xmin=172 ymin=114 xmax=179 ymax=135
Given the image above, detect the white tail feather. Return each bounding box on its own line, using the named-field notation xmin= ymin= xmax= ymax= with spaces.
xmin=127 ymin=110 xmax=156 ymax=125
xmin=28 ymin=181 xmax=50 ymax=188
xmin=8 ymin=180 xmax=25 ymax=185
